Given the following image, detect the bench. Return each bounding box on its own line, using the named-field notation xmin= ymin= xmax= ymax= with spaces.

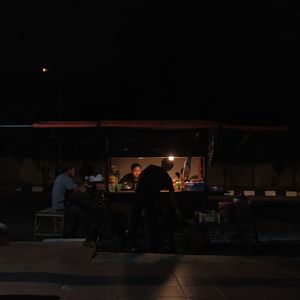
xmin=34 ymin=207 xmax=65 ymax=239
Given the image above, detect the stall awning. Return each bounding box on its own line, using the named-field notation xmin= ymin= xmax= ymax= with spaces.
xmin=31 ymin=120 xmax=289 ymax=132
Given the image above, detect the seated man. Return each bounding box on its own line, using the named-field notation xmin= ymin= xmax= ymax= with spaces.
xmin=52 ymin=164 xmax=89 ymax=237
xmin=119 ymin=163 xmax=142 ymax=190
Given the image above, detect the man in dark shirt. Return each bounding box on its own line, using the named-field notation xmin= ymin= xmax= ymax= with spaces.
xmin=130 ymin=158 xmax=181 ymax=252
xmin=119 ymin=163 xmax=142 ymax=190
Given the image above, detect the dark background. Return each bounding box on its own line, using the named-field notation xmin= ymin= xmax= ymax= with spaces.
xmin=1 ymin=3 xmax=300 ymax=246
xmin=0 ymin=2 xmax=299 ymax=124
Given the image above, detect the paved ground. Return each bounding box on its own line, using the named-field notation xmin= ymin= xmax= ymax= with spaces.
xmin=0 ymin=240 xmax=300 ymax=299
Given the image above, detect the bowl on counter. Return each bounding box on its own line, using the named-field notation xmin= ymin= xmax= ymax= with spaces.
xmin=122 ymin=186 xmax=132 ymax=191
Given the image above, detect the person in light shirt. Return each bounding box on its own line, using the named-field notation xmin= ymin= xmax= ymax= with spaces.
xmin=52 ymin=164 xmax=89 ymax=237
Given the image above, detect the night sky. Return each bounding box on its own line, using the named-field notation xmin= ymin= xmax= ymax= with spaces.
xmin=1 ymin=2 xmax=299 ymax=124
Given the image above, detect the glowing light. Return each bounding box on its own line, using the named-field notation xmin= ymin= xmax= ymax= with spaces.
xmin=41 ymin=67 xmax=49 ymax=73
xmin=168 ymin=156 xmax=174 ymax=161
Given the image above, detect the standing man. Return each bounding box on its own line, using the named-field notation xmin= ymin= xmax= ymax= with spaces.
xmin=131 ymin=158 xmax=182 ymax=252
xmin=52 ymin=164 xmax=88 ymax=237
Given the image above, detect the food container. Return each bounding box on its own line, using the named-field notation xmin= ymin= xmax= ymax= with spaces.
xmin=184 ymin=181 xmax=206 ymax=192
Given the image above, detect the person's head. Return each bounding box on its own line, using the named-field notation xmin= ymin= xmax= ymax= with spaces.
xmin=131 ymin=163 xmax=142 ymax=179
xmin=161 ymin=158 xmax=174 ymax=171
xmin=61 ymin=164 xmax=75 ymax=178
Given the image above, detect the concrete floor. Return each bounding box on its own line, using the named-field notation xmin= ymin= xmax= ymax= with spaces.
xmin=0 ymin=240 xmax=300 ymax=299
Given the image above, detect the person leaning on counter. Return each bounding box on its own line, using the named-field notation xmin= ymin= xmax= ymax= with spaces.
xmin=119 ymin=163 xmax=142 ymax=190
xmin=130 ymin=158 xmax=182 ymax=252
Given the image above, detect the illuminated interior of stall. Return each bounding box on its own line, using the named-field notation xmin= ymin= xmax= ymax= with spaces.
xmin=111 ymin=156 xmax=205 ymax=182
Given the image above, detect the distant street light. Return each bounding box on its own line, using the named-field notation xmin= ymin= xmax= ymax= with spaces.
xmin=41 ymin=67 xmax=49 ymax=73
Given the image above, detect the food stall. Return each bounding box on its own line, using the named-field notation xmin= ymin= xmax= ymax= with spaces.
xmin=1 ymin=120 xmax=297 ymax=243
xmin=31 ymin=120 xmax=289 ymax=203
xmin=32 ymin=120 xmax=213 ymax=220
